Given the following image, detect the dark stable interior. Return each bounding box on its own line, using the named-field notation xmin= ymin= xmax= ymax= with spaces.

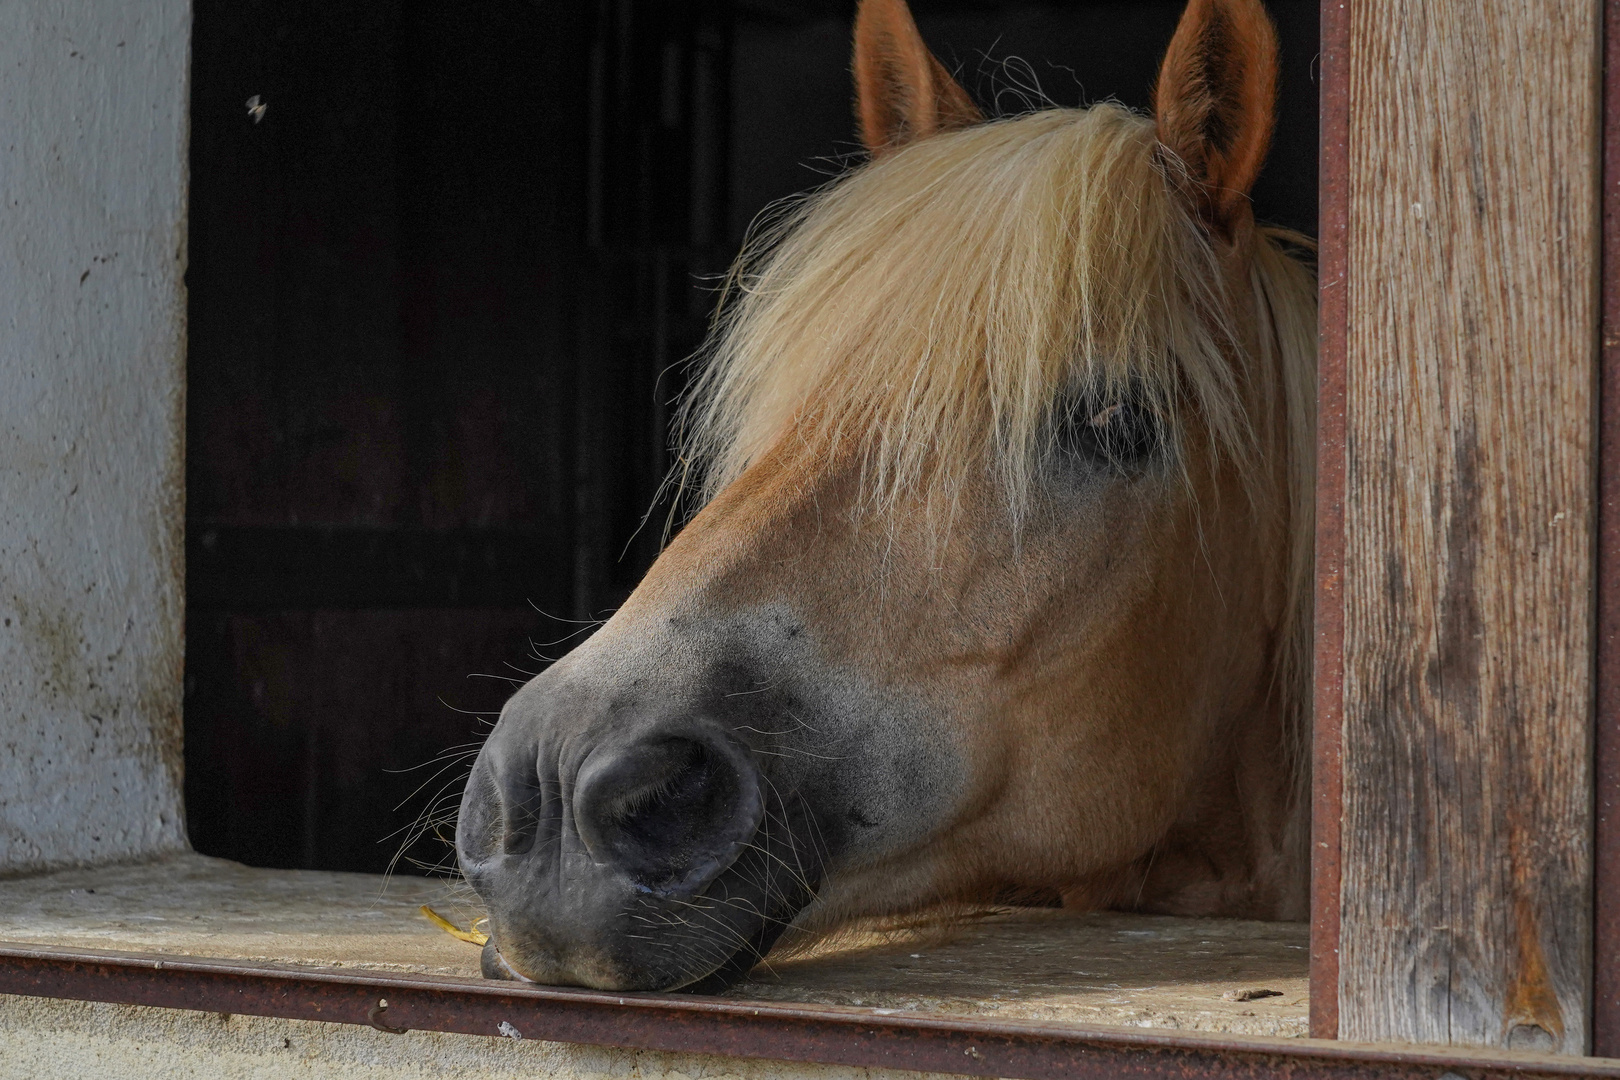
xmin=184 ymin=0 xmax=1319 ymax=875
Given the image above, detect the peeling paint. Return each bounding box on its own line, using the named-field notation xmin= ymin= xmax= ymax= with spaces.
xmin=0 ymin=2 xmax=191 ymax=873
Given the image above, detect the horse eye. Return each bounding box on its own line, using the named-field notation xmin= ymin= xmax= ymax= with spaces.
xmin=1054 ymin=397 xmax=1160 ymax=470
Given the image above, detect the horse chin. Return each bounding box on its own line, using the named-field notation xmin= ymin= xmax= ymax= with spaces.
xmin=668 ymin=912 xmax=797 ymax=994
xmin=478 ymin=891 xmax=807 ymax=994
xmin=466 ymin=804 xmax=822 ymax=993
xmin=480 ymin=917 xmax=789 ymax=995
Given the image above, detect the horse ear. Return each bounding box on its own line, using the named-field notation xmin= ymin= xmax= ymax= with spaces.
xmin=1152 ymin=0 xmax=1278 ymax=234
xmin=853 ymin=0 xmax=982 ymax=157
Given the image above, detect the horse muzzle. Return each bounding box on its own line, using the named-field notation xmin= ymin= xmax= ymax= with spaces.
xmin=455 ymin=673 xmax=820 ymax=991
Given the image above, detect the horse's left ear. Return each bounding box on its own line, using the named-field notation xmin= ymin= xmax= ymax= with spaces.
xmin=1153 ymin=0 xmax=1278 ymax=235
xmin=853 ymin=0 xmax=982 ymax=157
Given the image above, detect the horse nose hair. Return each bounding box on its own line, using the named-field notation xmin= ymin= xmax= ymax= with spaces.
xmin=571 ymin=727 xmax=765 ymax=898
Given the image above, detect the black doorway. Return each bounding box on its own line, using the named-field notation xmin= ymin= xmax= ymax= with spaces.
xmin=183 ymin=0 xmax=1318 ymax=876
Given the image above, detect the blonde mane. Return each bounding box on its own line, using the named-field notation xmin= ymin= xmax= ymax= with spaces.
xmin=677 ymin=101 xmax=1316 ymax=707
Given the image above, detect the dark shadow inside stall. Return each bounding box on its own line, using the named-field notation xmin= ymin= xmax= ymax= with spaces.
xmin=183 ymin=0 xmax=1319 ymax=876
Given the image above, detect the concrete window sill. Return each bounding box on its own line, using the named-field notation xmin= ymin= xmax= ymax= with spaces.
xmin=0 ymin=851 xmax=1307 ymax=1037
xmin=3 ymin=855 xmax=1615 ymax=1079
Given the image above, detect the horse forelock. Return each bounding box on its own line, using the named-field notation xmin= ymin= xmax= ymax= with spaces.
xmin=683 ymin=103 xmax=1305 ymax=507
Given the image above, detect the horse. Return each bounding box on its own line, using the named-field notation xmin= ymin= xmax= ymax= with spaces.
xmin=456 ymin=0 xmax=1317 ymax=992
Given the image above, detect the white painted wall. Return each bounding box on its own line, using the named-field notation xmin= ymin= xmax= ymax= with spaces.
xmin=0 ymin=996 xmax=967 ymax=1080
xmin=0 ymin=2 xmax=191 ymax=872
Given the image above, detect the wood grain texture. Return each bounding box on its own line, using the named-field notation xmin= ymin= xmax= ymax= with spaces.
xmin=1337 ymin=0 xmax=1602 ymax=1054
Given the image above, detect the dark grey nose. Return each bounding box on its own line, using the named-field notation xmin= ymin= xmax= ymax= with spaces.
xmin=458 ymin=693 xmax=815 ymax=991
xmin=573 ymin=728 xmax=764 ymax=898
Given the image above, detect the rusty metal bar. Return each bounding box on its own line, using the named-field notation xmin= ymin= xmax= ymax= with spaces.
xmin=1310 ymin=0 xmax=1350 ymax=1045
xmin=1594 ymin=0 xmax=1620 ymax=1059
xmin=1 ymin=944 xmax=1615 ymax=1080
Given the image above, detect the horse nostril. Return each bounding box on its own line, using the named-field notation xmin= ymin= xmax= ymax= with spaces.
xmin=499 ymin=772 xmax=547 ymax=856
xmin=456 ymin=743 xmax=554 ymax=865
xmin=573 ymin=731 xmax=764 ymax=897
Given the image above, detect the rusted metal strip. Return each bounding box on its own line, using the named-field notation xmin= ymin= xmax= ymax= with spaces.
xmin=1 ymin=945 xmax=1615 ymax=1080
xmin=1595 ymin=0 xmax=1620 ymax=1059
xmin=1310 ymin=0 xmax=1350 ymax=1045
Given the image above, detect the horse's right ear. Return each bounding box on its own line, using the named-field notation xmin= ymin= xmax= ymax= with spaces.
xmin=1153 ymin=0 xmax=1278 ymax=235
xmin=853 ymin=0 xmax=982 ymax=157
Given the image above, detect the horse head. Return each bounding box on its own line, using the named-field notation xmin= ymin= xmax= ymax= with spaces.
xmin=457 ymin=0 xmax=1315 ymax=991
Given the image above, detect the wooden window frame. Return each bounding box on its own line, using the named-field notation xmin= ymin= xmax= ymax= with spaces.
xmin=1595 ymin=0 xmax=1620 ymax=1057
xmin=1313 ymin=0 xmax=1620 ymax=1058
xmin=4 ymin=2 xmax=1620 ymax=1074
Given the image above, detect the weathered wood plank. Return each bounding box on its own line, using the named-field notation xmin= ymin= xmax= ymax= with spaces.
xmin=1337 ymin=0 xmax=1602 ymax=1054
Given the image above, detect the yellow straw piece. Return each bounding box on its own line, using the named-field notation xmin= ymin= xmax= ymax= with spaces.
xmin=421 ymin=905 xmax=490 ymax=946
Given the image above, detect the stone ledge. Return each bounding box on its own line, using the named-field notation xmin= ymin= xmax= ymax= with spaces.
xmin=0 ymin=851 xmax=1307 ymax=1037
